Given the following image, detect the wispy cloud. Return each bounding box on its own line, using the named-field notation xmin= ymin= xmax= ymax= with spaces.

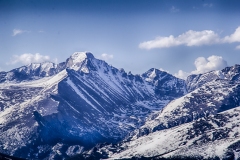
xmin=192 ymin=6 xmax=198 ymax=10
xmin=12 ymin=29 xmax=30 ymax=36
xmin=236 ymin=45 xmax=240 ymax=50
xmin=100 ymin=53 xmax=113 ymax=61
xmin=7 ymin=53 xmax=50 ymax=65
xmin=38 ymin=30 xmax=45 ymax=33
xmin=174 ymin=55 xmax=228 ymax=79
xmin=139 ymin=26 xmax=240 ymax=50
xmin=170 ymin=6 xmax=179 ymax=13
xmin=203 ymin=3 xmax=213 ymax=8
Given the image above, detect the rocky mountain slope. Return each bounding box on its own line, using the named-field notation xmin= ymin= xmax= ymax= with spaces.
xmin=80 ymin=64 xmax=240 ymax=160
xmin=0 ymin=52 xmax=186 ymax=159
xmin=186 ymin=64 xmax=240 ymax=92
xmin=132 ymin=79 xmax=240 ymax=138
xmin=0 ymin=61 xmax=66 ymax=83
xmin=2 ymin=52 xmax=240 ymax=160
xmin=95 ymin=106 xmax=240 ymax=160
xmin=124 ymin=65 xmax=240 ymax=139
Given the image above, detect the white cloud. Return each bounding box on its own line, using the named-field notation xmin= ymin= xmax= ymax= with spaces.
xmin=174 ymin=55 xmax=228 ymax=80
xmin=8 ymin=53 xmax=50 ymax=65
xmin=174 ymin=70 xmax=190 ymax=80
xmin=139 ymin=30 xmax=220 ymax=49
xmin=12 ymin=29 xmax=30 ymax=36
xmin=170 ymin=6 xmax=179 ymax=13
xmin=191 ymin=55 xmax=228 ymax=74
xmin=236 ymin=45 xmax=240 ymax=50
xmin=139 ymin=26 xmax=240 ymax=50
xmin=101 ymin=53 xmax=113 ymax=61
xmin=223 ymin=27 xmax=240 ymax=43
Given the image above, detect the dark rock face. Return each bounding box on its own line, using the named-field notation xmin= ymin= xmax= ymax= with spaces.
xmin=134 ymin=65 xmax=240 ymax=138
xmin=142 ymin=68 xmax=186 ymax=99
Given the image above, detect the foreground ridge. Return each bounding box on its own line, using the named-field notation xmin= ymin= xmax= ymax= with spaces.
xmin=87 ymin=106 xmax=240 ymax=160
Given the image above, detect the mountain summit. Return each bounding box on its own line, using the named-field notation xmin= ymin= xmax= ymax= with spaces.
xmin=66 ymin=52 xmax=95 ymax=72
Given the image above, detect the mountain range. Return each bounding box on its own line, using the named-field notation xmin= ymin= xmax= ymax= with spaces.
xmin=0 ymin=52 xmax=240 ymax=160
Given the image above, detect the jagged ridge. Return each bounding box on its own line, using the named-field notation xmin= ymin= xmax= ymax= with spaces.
xmin=0 ymin=52 xmax=186 ymax=159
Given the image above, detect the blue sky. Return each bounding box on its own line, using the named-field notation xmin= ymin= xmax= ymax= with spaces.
xmin=1 ymin=0 xmax=240 ymax=79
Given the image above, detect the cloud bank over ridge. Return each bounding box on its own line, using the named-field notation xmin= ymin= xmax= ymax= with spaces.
xmin=7 ymin=53 xmax=51 ymax=65
xmin=175 ymin=55 xmax=228 ymax=79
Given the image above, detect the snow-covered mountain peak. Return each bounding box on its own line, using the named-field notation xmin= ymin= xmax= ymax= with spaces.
xmin=26 ymin=62 xmax=57 ymax=71
xmin=148 ymin=68 xmax=158 ymax=80
xmin=214 ymin=70 xmax=225 ymax=79
xmin=27 ymin=63 xmax=41 ymax=70
xmin=186 ymin=65 xmax=240 ymax=92
xmin=71 ymin=52 xmax=94 ymax=62
xmin=0 ymin=61 xmax=64 ymax=83
xmin=142 ymin=68 xmax=165 ymax=82
xmin=221 ymin=64 xmax=240 ymax=81
xmin=66 ymin=52 xmax=95 ymax=73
